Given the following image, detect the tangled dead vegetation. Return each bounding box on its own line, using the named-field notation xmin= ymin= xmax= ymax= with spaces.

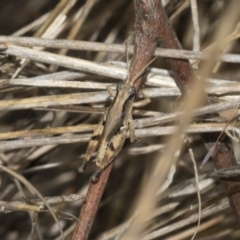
xmin=0 ymin=0 xmax=240 ymax=239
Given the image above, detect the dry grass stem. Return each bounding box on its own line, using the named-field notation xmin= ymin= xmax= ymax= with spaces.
xmin=1 ymin=0 xmax=240 ymax=239
xmin=1 ymin=37 xmax=240 ymax=63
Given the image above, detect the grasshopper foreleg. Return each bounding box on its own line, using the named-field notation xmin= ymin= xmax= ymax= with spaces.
xmin=133 ymin=91 xmax=151 ymax=108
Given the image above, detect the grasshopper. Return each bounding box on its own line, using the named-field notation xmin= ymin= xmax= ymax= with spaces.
xmin=79 ymin=57 xmax=156 ymax=181
xmin=78 ymin=80 xmax=137 ymax=181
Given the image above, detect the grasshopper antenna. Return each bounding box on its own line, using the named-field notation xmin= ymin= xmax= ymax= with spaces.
xmin=125 ymin=41 xmax=131 ymax=78
xmin=131 ymin=55 xmax=158 ymax=84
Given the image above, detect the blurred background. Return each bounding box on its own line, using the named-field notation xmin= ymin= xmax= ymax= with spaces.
xmin=0 ymin=0 xmax=240 ymax=239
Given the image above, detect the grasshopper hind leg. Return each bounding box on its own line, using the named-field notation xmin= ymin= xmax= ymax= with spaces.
xmin=78 ymin=115 xmax=105 ymax=173
xmin=92 ymin=128 xmax=127 ymax=180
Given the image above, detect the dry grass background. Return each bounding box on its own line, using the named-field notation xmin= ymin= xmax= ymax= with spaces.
xmin=0 ymin=0 xmax=240 ymax=239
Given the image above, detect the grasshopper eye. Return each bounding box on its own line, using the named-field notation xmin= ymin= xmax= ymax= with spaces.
xmin=128 ymin=86 xmax=135 ymax=95
xmin=117 ymin=83 xmax=124 ymax=91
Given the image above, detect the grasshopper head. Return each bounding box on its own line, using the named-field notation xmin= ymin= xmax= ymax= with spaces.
xmin=117 ymin=82 xmax=135 ymax=100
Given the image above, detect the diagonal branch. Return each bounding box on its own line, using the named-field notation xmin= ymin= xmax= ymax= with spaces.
xmin=155 ymin=0 xmax=240 ymax=227
xmin=72 ymin=0 xmax=161 ymax=239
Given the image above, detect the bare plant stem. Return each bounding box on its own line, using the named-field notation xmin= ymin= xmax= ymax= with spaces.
xmin=203 ymin=135 xmax=240 ymax=225
xmin=155 ymin=0 xmax=207 ymax=103
xmin=155 ymin=0 xmax=240 ymax=227
xmin=72 ymin=0 xmax=162 ymax=239
xmin=72 ymin=164 xmax=113 ymax=240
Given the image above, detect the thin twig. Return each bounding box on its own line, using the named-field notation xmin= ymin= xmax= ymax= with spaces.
xmin=72 ymin=164 xmax=113 ymax=240
xmin=190 ymin=0 xmax=200 ymax=51
xmin=1 ymin=37 xmax=240 ymax=63
xmin=156 ymin=0 xmax=207 ymax=102
xmin=188 ymin=142 xmax=201 ymax=240
xmin=72 ymin=0 xmax=161 ymax=239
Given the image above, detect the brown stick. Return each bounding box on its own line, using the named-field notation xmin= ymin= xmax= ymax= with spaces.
xmin=72 ymin=1 xmax=202 ymax=238
xmin=156 ymin=0 xmax=240 ymax=226
xmin=129 ymin=0 xmax=159 ymax=92
xmin=156 ymin=0 xmax=207 ymax=100
xmin=203 ymin=135 xmax=240 ymax=225
xmin=131 ymin=0 xmax=207 ymax=104
xmin=72 ymin=163 xmax=113 ymax=240
xmin=72 ymin=1 xmax=161 ymax=239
